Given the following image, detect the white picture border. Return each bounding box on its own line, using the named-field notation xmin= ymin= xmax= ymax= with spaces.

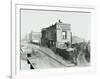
xmin=11 ymin=2 xmax=97 ymax=79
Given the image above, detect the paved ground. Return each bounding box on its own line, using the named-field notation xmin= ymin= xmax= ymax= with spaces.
xmin=21 ymin=42 xmax=89 ymax=70
xmin=21 ymin=59 xmax=30 ymax=70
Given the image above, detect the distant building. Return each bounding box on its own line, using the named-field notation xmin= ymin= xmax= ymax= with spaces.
xmin=72 ymin=36 xmax=85 ymax=44
xmin=41 ymin=20 xmax=72 ymax=52
xmin=29 ymin=31 xmax=41 ymax=44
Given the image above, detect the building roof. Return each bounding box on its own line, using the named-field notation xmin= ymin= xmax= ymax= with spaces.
xmin=41 ymin=20 xmax=71 ymax=31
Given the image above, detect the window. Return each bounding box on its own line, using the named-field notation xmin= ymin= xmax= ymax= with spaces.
xmin=62 ymin=31 xmax=67 ymax=39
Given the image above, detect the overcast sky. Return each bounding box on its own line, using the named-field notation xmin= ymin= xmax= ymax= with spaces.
xmin=21 ymin=9 xmax=91 ymax=41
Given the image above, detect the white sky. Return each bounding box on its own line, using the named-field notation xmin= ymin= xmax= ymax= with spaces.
xmin=21 ymin=9 xmax=91 ymax=41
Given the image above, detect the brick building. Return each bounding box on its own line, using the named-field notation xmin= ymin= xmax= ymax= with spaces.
xmin=41 ymin=20 xmax=72 ymax=52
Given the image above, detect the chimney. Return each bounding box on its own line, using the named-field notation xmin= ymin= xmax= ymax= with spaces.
xmin=58 ymin=19 xmax=62 ymax=23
